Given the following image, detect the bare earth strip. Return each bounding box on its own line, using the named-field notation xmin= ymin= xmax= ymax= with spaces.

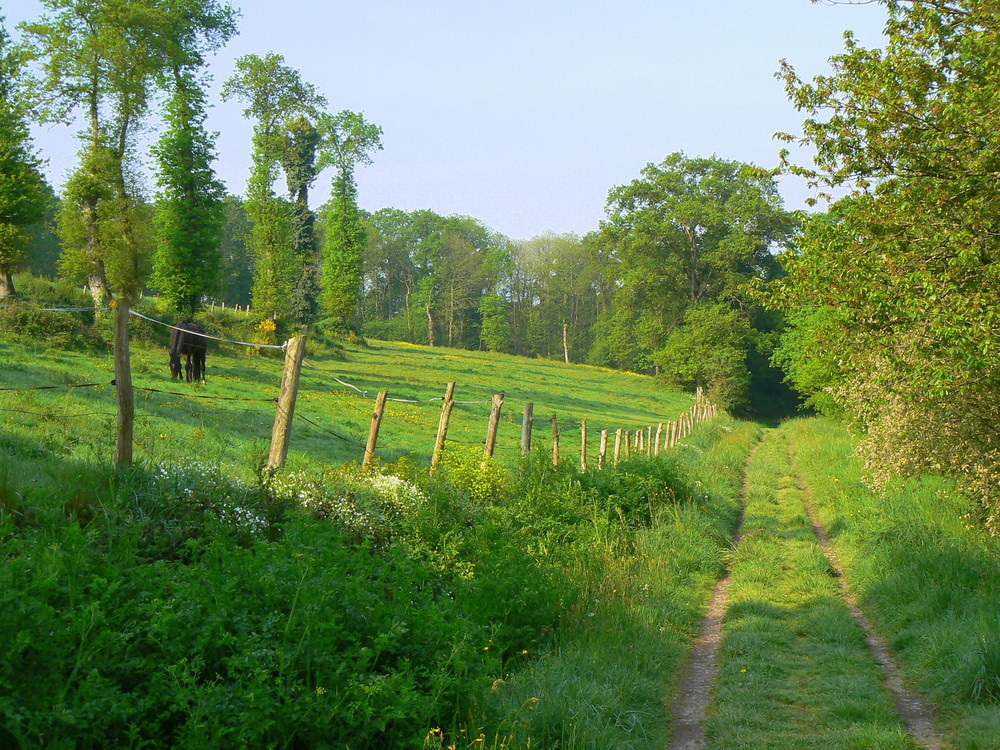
xmin=787 ymin=446 xmax=946 ymax=750
xmin=667 ymin=444 xmax=759 ymax=750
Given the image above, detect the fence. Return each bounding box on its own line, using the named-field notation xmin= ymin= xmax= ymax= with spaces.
xmin=1 ymin=298 xmax=722 ymax=475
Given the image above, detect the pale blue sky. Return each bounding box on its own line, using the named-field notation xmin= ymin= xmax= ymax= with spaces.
xmin=4 ymin=0 xmax=887 ymax=240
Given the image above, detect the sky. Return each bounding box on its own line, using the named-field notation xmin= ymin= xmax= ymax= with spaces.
xmin=3 ymin=0 xmax=888 ymax=241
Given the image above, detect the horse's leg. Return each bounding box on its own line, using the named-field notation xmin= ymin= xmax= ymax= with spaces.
xmin=185 ymin=352 xmax=193 ymax=382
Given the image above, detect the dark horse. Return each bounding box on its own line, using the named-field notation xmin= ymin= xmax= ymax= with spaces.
xmin=169 ymin=322 xmax=208 ymax=383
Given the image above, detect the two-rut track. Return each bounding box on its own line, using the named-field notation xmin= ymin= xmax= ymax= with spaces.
xmin=667 ymin=429 xmax=943 ymax=750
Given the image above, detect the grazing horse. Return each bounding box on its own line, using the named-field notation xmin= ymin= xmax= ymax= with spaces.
xmin=169 ymin=322 xmax=208 ymax=383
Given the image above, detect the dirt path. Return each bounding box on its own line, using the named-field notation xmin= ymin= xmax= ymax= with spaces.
xmin=666 ymin=443 xmax=759 ymax=750
xmin=788 ymin=445 xmax=945 ymax=750
xmin=667 ymin=433 xmax=945 ymax=750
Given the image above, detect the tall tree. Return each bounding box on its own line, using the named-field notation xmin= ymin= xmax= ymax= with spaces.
xmin=0 ymin=17 xmax=47 ymax=298
xmin=598 ymin=152 xmax=795 ymax=407
xmin=222 ymin=52 xmax=324 ymax=319
xmin=281 ymin=115 xmax=321 ymax=323
xmin=317 ymin=109 xmax=382 ymax=328
xmin=151 ymin=69 xmax=227 ymax=316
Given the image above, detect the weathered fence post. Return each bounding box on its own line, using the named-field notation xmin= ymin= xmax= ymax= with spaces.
xmin=654 ymin=422 xmax=663 ymax=456
xmin=362 ymin=390 xmax=389 ymax=471
xmin=268 ymin=326 xmax=308 ymax=469
xmin=599 ymin=429 xmax=609 ymax=469
xmin=431 ymin=381 xmax=456 ymax=473
xmin=551 ymin=414 xmax=560 ymax=467
xmin=113 ymin=298 xmax=134 ymax=467
xmin=614 ymin=428 xmax=622 ymax=464
xmin=646 ymin=426 xmax=653 ymax=456
xmin=482 ymin=392 xmax=505 ymax=469
xmin=580 ymin=418 xmax=588 ymax=472
xmin=625 ymin=430 xmax=632 ymax=459
xmin=521 ymin=401 xmax=534 ymax=456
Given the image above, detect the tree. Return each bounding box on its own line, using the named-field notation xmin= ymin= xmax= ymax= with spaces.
xmin=151 ymin=69 xmax=227 ymax=316
xmin=317 ymin=109 xmax=382 ymax=328
xmin=24 ymin=0 xmax=236 ymax=305
xmin=597 ymin=152 xmax=795 ymax=408
xmin=771 ymin=0 xmax=1000 ymax=529
xmin=222 ymin=53 xmax=324 ymax=319
xmin=0 ymin=18 xmax=46 ymax=298
xmin=281 ymin=115 xmax=322 ymax=323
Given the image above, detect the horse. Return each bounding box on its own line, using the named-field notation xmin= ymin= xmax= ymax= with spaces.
xmin=169 ymin=322 xmax=208 ymax=383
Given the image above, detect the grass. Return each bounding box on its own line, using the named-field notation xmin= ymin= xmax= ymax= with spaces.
xmin=784 ymin=417 xmax=1000 ymax=750
xmin=0 ymin=307 xmax=693 ymax=482
xmin=708 ymin=427 xmax=918 ymax=749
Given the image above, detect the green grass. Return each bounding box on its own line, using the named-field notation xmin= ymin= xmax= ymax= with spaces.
xmin=707 ymin=427 xmax=918 ymax=749
xmin=784 ymin=418 xmax=1000 ymax=750
xmin=0 ymin=314 xmax=750 ymax=749
xmin=0 ymin=322 xmax=693 ymax=481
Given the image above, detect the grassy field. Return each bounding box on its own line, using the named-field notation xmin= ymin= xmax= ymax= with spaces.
xmin=0 ymin=311 xmax=693 ymax=481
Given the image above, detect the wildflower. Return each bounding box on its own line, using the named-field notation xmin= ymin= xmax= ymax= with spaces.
xmin=315 ymin=686 xmax=326 ymax=696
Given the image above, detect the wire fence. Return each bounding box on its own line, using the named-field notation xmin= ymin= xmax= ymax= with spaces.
xmin=1 ymin=299 xmax=720 ymax=471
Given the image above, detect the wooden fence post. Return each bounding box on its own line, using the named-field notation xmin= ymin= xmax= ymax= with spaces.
xmin=654 ymin=422 xmax=663 ymax=456
xmin=362 ymin=390 xmax=389 ymax=471
xmin=482 ymin=392 xmax=505 ymax=469
xmin=646 ymin=426 xmax=653 ymax=456
xmin=268 ymin=326 xmax=308 ymax=469
xmin=551 ymin=414 xmax=560 ymax=467
xmin=521 ymin=401 xmax=534 ymax=456
xmin=625 ymin=430 xmax=632 ymax=458
xmin=580 ymin=418 xmax=588 ymax=472
xmin=431 ymin=381 xmax=456 ymax=473
xmin=599 ymin=429 xmax=608 ymax=469
xmin=614 ymin=428 xmax=622 ymax=464
xmin=113 ymin=298 xmax=134 ymax=468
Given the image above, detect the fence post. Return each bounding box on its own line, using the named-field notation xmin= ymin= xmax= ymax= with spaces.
xmin=599 ymin=429 xmax=608 ymax=469
xmin=654 ymin=422 xmax=663 ymax=456
xmin=362 ymin=390 xmax=389 ymax=471
xmin=113 ymin=298 xmax=134 ymax=467
xmin=431 ymin=381 xmax=456 ymax=473
xmin=482 ymin=392 xmax=505 ymax=469
xmin=580 ymin=418 xmax=588 ymax=473
xmin=646 ymin=426 xmax=653 ymax=456
xmin=521 ymin=401 xmax=534 ymax=456
xmin=614 ymin=428 xmax=622 ymax=464
xmin=625 ymin=430 xmax=632 ymax=459
xmin=551 ymin=414 xmax=560 ymax=468
xmin=268 ymin=327 xmax=308 ymax=469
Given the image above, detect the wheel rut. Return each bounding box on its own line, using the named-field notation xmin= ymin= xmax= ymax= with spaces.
xmin=787 ymin=444 xmax=945 ymax=750
xmin=666 ymin=442 xmax=759 ymax=750
xmin=666 ymin=434 xmax=946 ymax=750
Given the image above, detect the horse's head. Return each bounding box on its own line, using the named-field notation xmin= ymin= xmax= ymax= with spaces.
xmin=169 ymin=352 xmax=183 ymax=379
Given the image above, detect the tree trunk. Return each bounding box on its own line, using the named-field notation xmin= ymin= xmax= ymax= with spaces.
xmin=0 ymin=271 xmax=14 ymax=298
xmin=563 ymin=322 xmax=570 ymax=363
xmin=426 ymin=300 xmax=435 ymax=347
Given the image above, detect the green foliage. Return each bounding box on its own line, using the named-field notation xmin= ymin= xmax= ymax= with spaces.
xmin=0 ymin=18 xmax=47 ymax=296
xmin=222 ymin=53 xmax=325 ymax=319
xmin=318 ymin=110 xmax=382 ymax=327
xmin=151 ymin=70 xmax=226 ymax=317
xmin=656 ymin=302 xmax=753 ymax=409
xmin=322 ymin=171 xmax=366 ymax=326
xmin=478 ymin=292 xmax=509 ymax=352
xmin=772 ymin=1 xmax=1000 ymax=529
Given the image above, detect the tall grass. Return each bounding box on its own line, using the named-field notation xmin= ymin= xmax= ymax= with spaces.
xmin=785 ymin=418 xmax=1000 ymax=750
